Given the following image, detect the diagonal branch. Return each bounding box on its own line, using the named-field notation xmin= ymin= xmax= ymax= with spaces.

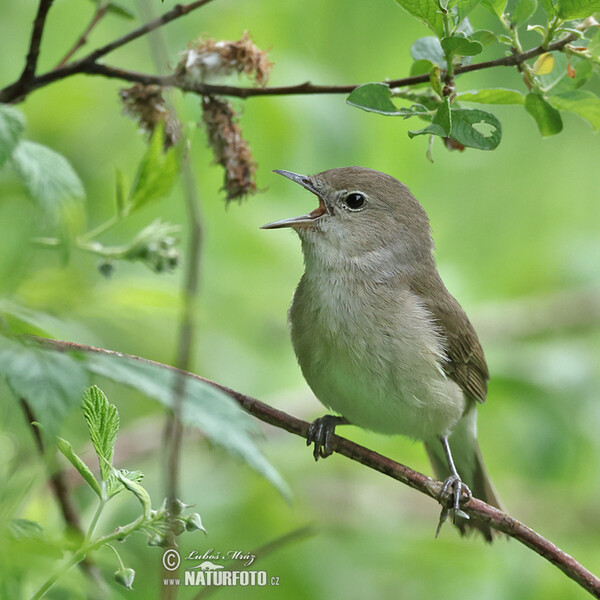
xmin=26 ymin=335 xmax=600 ymax=599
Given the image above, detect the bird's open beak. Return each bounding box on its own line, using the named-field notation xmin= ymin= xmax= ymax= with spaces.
xmin=260 ymin=170 xmax=329 ymax=229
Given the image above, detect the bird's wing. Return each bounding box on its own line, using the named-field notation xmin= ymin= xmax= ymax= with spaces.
xmin=411 ymin=272 xmax=489 ymax=403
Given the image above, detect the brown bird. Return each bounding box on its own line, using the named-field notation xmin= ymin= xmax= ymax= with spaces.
xmin=262 ymin=166 xmax=503 ymax=540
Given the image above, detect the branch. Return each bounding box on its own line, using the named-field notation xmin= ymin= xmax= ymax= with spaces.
xmin=0 ymin=31 xmax=578 ymax=104
xmin=27 ymin=335 xmax=600 ymax=599
xmin=18 ymin=0 xmax=55 ymax=86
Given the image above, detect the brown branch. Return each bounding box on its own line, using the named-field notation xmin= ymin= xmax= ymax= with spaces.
xmin=0 ymin=31 xmax=578 ymax=104
xmin=19 ymin=398 xmax=108 ymax=594
xmin=26 ymin=335 xmax=600 ymax=599
xmin=54 ymin=4 xmax=109 ymax=69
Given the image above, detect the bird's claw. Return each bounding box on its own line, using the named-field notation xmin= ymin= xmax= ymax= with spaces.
xmin=306 ymin=415 xmax=341 ymax=461
xmin=437 ymin=474 xmax=472 ymax=530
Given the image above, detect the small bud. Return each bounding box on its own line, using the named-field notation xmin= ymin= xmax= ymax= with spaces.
xmin=148 ymin=534 xmax=166 ymax=547
xmin=98 ymin=260 xmax=115 ymax=278
xmin=185 ymin=513 xmax=207 ymax=534
xmin=114 ymin=567 xmax=135 ymax=590
xmin=172 ymin=519 xmax=185 ymax=537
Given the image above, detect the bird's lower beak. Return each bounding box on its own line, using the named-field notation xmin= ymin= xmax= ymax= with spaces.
xmin=261 ymin=170 xmax=328 ymax=230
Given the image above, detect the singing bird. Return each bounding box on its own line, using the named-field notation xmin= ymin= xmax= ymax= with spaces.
xmin=262 ymin=167 xmax=502 ymax=540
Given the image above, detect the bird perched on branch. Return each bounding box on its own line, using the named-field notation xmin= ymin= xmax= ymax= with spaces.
xmin=262 ymin=166 xmax=502 ymax=540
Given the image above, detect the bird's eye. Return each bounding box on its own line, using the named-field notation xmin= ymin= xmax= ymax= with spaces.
xmin=343 ymin=192 xmax=366 ymax=211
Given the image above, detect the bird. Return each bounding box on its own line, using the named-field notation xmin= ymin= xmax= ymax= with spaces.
xmin=261 ymin=166 xmax=502 ymax=540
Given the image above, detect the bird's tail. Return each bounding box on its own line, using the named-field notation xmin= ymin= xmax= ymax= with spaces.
xmin=424 ymin=406 xmax=503 ymax=542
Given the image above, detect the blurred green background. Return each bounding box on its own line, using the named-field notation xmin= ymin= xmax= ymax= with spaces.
xmin=1 ymin=0 xmax=600 ymax=598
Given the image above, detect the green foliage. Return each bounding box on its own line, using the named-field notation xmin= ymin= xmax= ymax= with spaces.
xmin=525 ymin=92 xmax=564 ymax=135
xmin=456 ymin=88 xmax=525 ymax=103
xmin=547 ymin=89 xmax=600 ymax=130
xmin=557 ymin=0 xmax=600 ymax=18
xmin=56 ymin=435 xmax=103 ymax=497
xmin=394 ymin=0 xmax=445 ymax=36
xmin=440 ymin=36 xmax=484 ymax=58
xmin=347 ymin=83 xmax=413 ymax=115
xmin=0 ymin=104 xmax=25 ymax=168
xmin=450 ymin=107 xmax=502 ymax=148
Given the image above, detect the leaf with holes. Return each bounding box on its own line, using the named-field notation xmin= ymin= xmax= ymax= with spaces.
xmin=450 ymin=108 xmax=502 ymax=149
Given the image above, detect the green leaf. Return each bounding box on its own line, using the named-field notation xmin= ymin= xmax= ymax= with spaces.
xmin=456 ymin=88 xmax=525 ymax=104
xmin=410 ymin=59 xmax=436 ymax=80
xmin=127 ymin=125 xmax=178 ymax=214
xmin=115 ymin=168 xmax=126 ymax=216
xmin=346 ymin=83 xmax=402 ymax=115
xmin=106 ymin=1 xmax=136 ymax=19
xmin=539 ymin=0 xmax=558 ymax=14
xmin=456 ymin=0 xmax=483 ymax=22
xmin=0 ymin=336 xmax=87 ymax=434
xmin=9 ymin=519 xmax=44 ymax=540
xmin=0 ymin=104 xmax=25 ymax=169
xmin=511 ymin=0 xmax=538 ymax=24
xmin=11 ymin=141 xmax=85 ymax=218
xmin=547 ymin=90 xmax=600 ymax=130
xmin=557 ymin=0 xmax=600 ymax=18
xmin=470 ymin=29 xmax=497 ymax=45
xmin=107 ymin=469 xmax=144 ymax=499
xmin=410 ymin=37 xmax=446 ymax=67
xmin=441 ymin=36 xmax=483 ymax=58
xmin=481 ymin=0 xmax=508 ymax=14
xmin=56 ymin=436 xmax=102 ymax=498
xmin=82 ymin=353 xmax=291 ymax=500
xmin=450 ymin=108 xmax=502 ymax=149
xmin=394 ymin=0 xmax=445 ymax=36
xmin=525 ymin=93 xmax=564 ymax=136
xmin=115 ymin=470 xmax=152 ymax=518
xmin=409 ymin=98 xmax=452 ymax=138
xmin=82 ymin=385 xmax=120 ymax=484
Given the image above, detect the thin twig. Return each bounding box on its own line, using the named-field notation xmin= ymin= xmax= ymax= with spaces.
xmin=54 ymin=4 xmax=109 ymax=69
xmin=19 ymin=398 xmax=108 ymax=595
xmin=25 ymin=335 xmax=600 ymax=599
xmin=19 ymin=0 xmax=55 ymax=85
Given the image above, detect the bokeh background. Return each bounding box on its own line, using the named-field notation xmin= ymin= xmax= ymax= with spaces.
xmin=1 ymin=0 xmax=600 ymax=598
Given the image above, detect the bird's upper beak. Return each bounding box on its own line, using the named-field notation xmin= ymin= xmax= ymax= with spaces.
xmin=261 ymin=170 xmax=329 ymax=229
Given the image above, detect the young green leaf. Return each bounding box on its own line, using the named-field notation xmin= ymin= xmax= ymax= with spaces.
xmin=410 ymin=59 xmax=436 ymax=78
xmin=450 ymin=108 xmax=502 ymax=149
xmin=346 ymin=83 xmax=403 ymax=115
xmin=441 ymin=36 xmax=483 ymax=58
xmin=0 ymin=104 xmax=25 ymax=168
xmin=470 ymin=30 xmax=497 ymax=45
xmin=547 ymin=90 xmax=600 ymax=130
xmin=510 ymin=0 xmax=538 ymax=25
xmin=107 ymin=469 xmax=144 ymax=499
xmin=106 ymin=1 xmax=136 ymax=19
xmin=481 ymin=0 xmax=508 ymax=15
xmin=410 ymin=37 xmax=446 ymax=66
xmin=409 ymin=98 xmax=452 ymax=138
xmin=539 ymin=0 xmax=558 ymax=15
xmin=56 ymin=436 xmax=102 ymax=498
xmin=82 ymin=385 xmax=120 ymax=483
xmin=394 ymin=0 xmax=445 ymax=36
xmin=115 ymin=470 xmax=152 ymax=518
xmin=557 ymin=0 xmax=600 ymax=19
xmin=456 ymin=88 xmax=525 ymax=104
xmin=0 ymin=336 xmax=87 ymax=434
xmin=127 ymin=124 xmax=179 ymax=214
xmin=10 ymin=141 xmax=85 ymax=218
xmin=82 ymin=354 xmax=292 ymax=501
xmin=457 ymin=0 xmax=483 ymax=22
xmin=525 ymin=93 xmax=564 ymax=135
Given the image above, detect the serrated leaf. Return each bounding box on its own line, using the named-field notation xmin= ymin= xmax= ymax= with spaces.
xmin=457 ymin=88 xmax=525 ymax=103
xmin=82 ymin=353 xmax=291 ymax=501
xmin=409 ymin=98 xmax=452 ymax=138
xmin=346 ymin=83 xmax=402 ymax=115
xmin=127 ymin=125 xmax=178 ymax=214
xmin=441 ymin=36 xmax=483 ymax=58
xmin=0 ymin=336 xmax=87 ymax=434
xmin=525 ymin=93 xmax=564 ymax=135
xmin=450 ymin=108 xmax=502 ymax=149
xmin=0 ymin=104 xmax=25 ymax=169
xmin=9 ymin=519 xmax=44 ymax=540
xmin=106 ymin=1 xmax=135 ymax=19
xmin=394 ymin=0 xmax=445 ymax=36
xmin=82 ymin=386 xmax=120 ymax=484
xmin=411 ymin=37 xmax=446 ymax=67
xmin=547 ymin=90 xmax=600 ymax=130
xmin=534 ymin=53 xmax=555 ymax=75
xmin=107 ymin=468 xmax=144 ymax=498
xmin=56 ymin=436 xmax=102 ymax=498
xmin=557 ymin=0 xmax=600 ymax=18
xmin=10 ymin=141 xmax=85 ymax=219
xmin=511 ymin=0 xmax=538 ymax=24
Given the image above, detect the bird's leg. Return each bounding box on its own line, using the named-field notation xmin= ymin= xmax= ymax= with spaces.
xmin=438 ymin=435 xmax=472 ymax=522
xmin=306 ymin=415 xmax=349 ymax=461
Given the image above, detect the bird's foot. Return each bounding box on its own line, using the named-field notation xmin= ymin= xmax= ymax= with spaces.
xmin=435 ymin=474 xmax=472 ymax=536
xmin=306 ymin=415 xmax=347 ymax=461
